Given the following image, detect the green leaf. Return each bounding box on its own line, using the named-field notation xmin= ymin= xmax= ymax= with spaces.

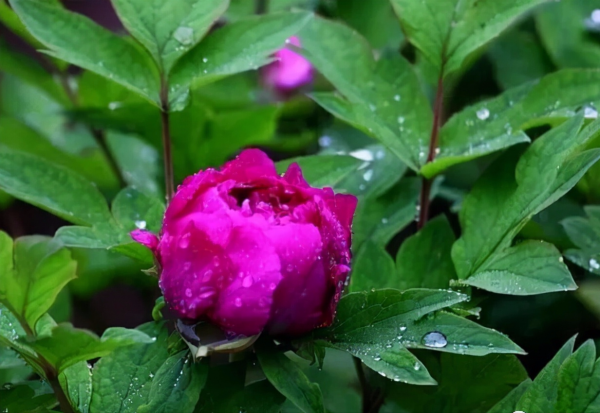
xmin=276 ymin=155 xmax=364 ymax=190
xmin=390 ymin=0 xmax=548 ymax=77
xmin=488 ymin=29 xmax=552 ymax=90
xmin=0 ymin=150 xmax=113 ymax=226
xmin=195 ymin=105 xmax=280 ymax=168
xmin=112 ymin=0 xmax=228 ymax=73
xmin=562 ymin=206 xmax=600 ymax=275
xmin=0 ymin=346 xmax=32 ymax=386
xmin=536 ymin=0 xmax=600 ymax=69
xmin=452 ymin=116 xmax=600 ymax=292
xmin=0 ymin=41 xmax=67 ymax=105
xmin=9 ymin=0 xmax=161 ymax=104
xmin=60 ymin=362 xmax=92 ymax=413
xmin=169 ymin=11 xmax=312 ymax=105
xmin=89 ymin=322 xmax=169 ymax=413
xmin=352 ymin=177 xmax=420 ymax=249
xmin=555 ymin=340 xmax=599 ymax=412
xmin=349 ymin=240 xmax=396 ymax=293
xmin=388 ymin=353 xmax=528 ymax=413
xmin=299 ymin=16 xmax=432 ymax=171
xmin=336 ymin=0 xmax=403 ymax=49
xmin=257 ymin=348 xmax=325 ymax=413
xmin=211 ymin=380 xmax=286 ymax=413
xmin=398 ymin=312 xmax=525 ymax=356
xmin=111 ymin=187 xmax=164 ymax=234
xmin=315 ymin=289 xmax=467 ymax=344
xmin=105 ymin=132 xmax=162 ymax=197
xmin=0 ymin=232 xmax=77 ymax=330
xmin=514 ymin=335 xmax=576 ymax=412
xmin=487 ymin=379 xmax=532 ymax=413
xmin=0 ymin=115 xmax=120 ymax=194
xmin=0 ymin=0 xmax=45 ymax=50
xmin=354 ymin=342 xmax=436 ymax=385
xmin=137 ymin=351 xmax=208 ymax=413
xmin=396 ymin=215 xmax=457 ymax=290
xmin=0 ymin=303 xmax=35 ymax=358
xmin=463 ymin=240 xmax=577 ymax=295
xmin=426 ymin=69 xmax=600 ymax=177
xmin=0 ymin=381 xmax=55 ymax=413
xmin=22 ymin=323 xmax=154 ymax=373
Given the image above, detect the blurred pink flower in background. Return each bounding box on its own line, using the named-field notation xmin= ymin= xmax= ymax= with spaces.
xmin=263 ymin=36 xmax=313 ymax=94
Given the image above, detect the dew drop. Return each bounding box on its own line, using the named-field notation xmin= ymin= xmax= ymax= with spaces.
xmin=413 ymin=362 xmax=421 ymax=371
xmin=185 ymin=288 xmax=192 ymax=298
xmin=174 ymin=26 xmax=194 ymax=45
xmin=397 ymin=116 xmax=405 ymax=124
xmin=393 ymin=95 xmax=401 ymax=101
xmin=590 ymin=258 xmax=600 ymax=270
xmin=585 ymin=105 xmax=598 ymax=119
xmin=179 ymin=233 xmax=191 ymax=249
xmin=234 ymin=297 xmax=243 ymax=307
xmin=476 ymin=108 xmax=490 ymax=120
xmin=422 ymin=331 xmax=447 ymax=348
xmin=202 ymin=57 xmax=208 ymax=63
xmin=242 ymin=275 xmax=254 ymax=288
xmin=363 ymin=170 xmax=373 ymax=181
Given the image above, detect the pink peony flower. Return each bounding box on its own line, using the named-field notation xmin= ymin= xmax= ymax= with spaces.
xmin=132 ymin=149 xmax=357 ymax=337
xmin=263 ymin=36 xmax=313 ymax=93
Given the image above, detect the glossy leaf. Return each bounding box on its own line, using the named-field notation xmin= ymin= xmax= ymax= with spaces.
xmin=0 ymin=381 xmax=55 ymax=412
xmin=388 ymin=353 xmax=528 ymax=413
xmin=395 ymin=215 xmax=457 ymax=290
xmin=0 ymin=232 xmax=77 ymax=330
xmin=0 ymin=150 xmax=113 ymax=226
xmin=463 ymin=241 xmax=577 ymax=295
xmin=562 ymin=206 xmax=600 ymax=275
xmin=22 ymin=323 xmax=154 ymax=373
xmin=258 ymin=349 xmax=325 ymax=413
xmin=299 ymin=16 xmax=432 ymax=171
xmin=349 ymin=240 xmax=396 ymax=292
xmin=453 ymin=116 xmax=600 ymax=294
xmin=427 ymin=69 xmax=600 ymax=177
xmin=137 ymin=351 xmax=208 ymax=413
xmin=169 ymin=11 xmax=312 ymax=105
xmin=9 ymin=0 xmax=161 ymax=104
xmin=89 ymin=322 xmax=169 ymax=413
xmin=391 ymin=0 xmax=548 ymax=77
xmin=276 ymin=155 xmax=364 ymax=190
xmin=399 ymin=312 xmax=525 ymax=356
xmin=111 ymin=0 xmax=228 ymax=73
xmin=352 ymin=177 xmax=420 ymax=249
xmin=60 ymin=362 xmax=92 ymax=413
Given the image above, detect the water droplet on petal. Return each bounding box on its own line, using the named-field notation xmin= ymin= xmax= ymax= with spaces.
xmin=234 ymin=297 xmax=243 ymax=307
xmin=269 ymin=283 xmax=277 ymax=291
xmin=242 ymin=275 xmax=254 ymax=288
xmin=179 ymin=233 xmax=190 ymax=249
xmin=422 ymin=331 xmax=447 ymax=348
xmin=185 ymin=288 xmax=192 ymax=298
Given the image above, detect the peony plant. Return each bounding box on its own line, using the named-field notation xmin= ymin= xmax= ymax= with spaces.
xmin=1 ymin=0 xmax=600 ymax=412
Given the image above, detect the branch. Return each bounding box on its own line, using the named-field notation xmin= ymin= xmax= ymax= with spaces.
xmin=160 ymin=80 xmax=174 ymax=203
xmin=417 ymin=76 xmax=444 ymax=229
xmin=56 ymin=69 xmax=127 ymax=188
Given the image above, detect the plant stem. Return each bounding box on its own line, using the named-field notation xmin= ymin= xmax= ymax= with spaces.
xmin=417 ymin=76 xmax=444 ymax=229
xmin=56 ymin=70 xmax=127 ymax=188
xmin=21 ymin=319 xmax=74 ymax=413
xmin=353 ymin=357 xmax=371 ymax=413
xmin=45 ymin=364 xmax=75 ymax=413
xmin=160 ymin=81 xmax=174 ymax=203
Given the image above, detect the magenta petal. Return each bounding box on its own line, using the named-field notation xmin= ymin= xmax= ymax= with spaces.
xmin=221 ymin=149 xmax=278 ymax=182
xmin=264 ymin=222 xmax=325 ymax=336
xmin=283 ymin=162 xmax=309 ymax=187
xmin=130 ymin=229 xmax=159 ymax=252
xmin=158 ymin=222 xmax=235 ymax=320
xmin=211 ymin=224 xmax=282 ymax=336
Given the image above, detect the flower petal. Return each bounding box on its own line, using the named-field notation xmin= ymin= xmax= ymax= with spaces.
xmin=211 ymin=224 xmax=282 ymax=336
xmin=158 ymin=222 xmax=235 ymax=320
xmin=130 ymin=229 xmax=159 ymax=252
xmin=221 ymin=149 xmax=278 ymax=182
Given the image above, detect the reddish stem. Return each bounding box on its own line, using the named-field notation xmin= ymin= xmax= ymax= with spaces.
xmin=160 ymin=80 xmax=174 ymax=203
xmin=417 ymin=76 xmax=444 ymax=229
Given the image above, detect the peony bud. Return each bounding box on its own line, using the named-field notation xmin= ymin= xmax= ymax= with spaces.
xmin=132 ymin=149 xmax=357 ymax=337
xmin=262 ymin=36 xmax=313 ymax=94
